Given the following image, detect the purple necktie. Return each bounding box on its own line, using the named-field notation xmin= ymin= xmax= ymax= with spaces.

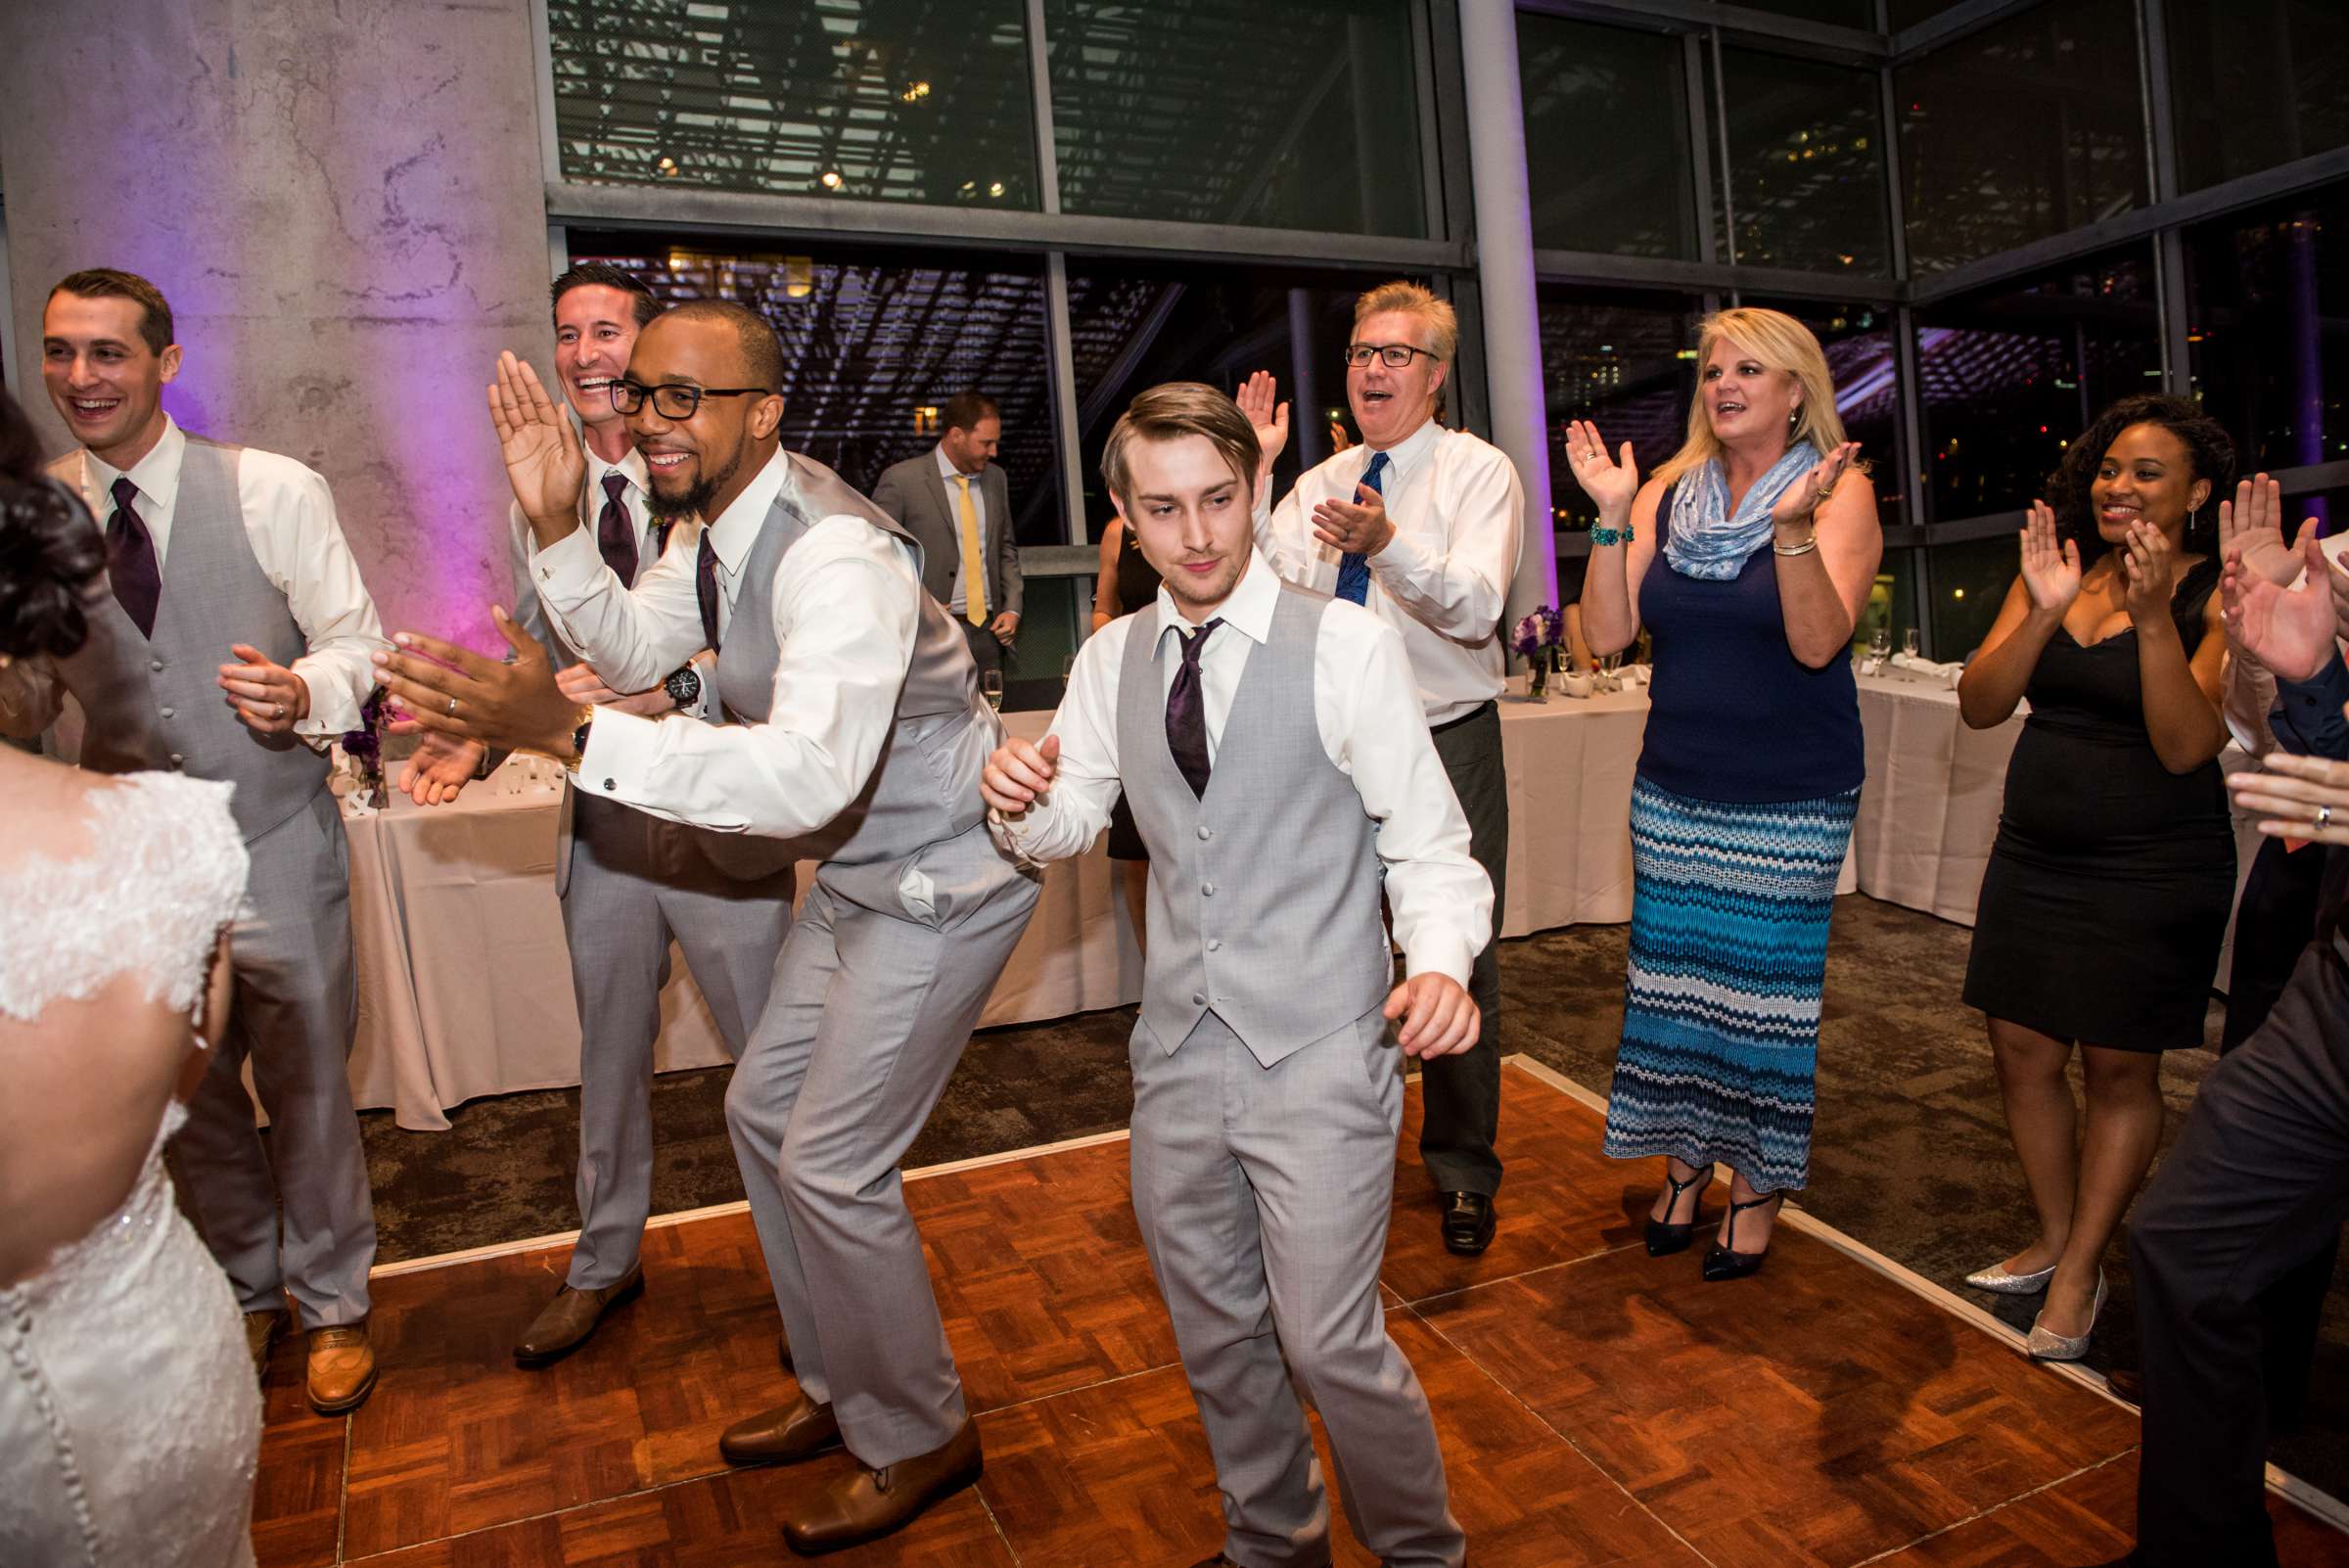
xmin=106 ymin=476 xmax=162 ymax=638
xmin=595 ymin=471 xmax=637 ymax=585
xmin=696 ymin=530 xmax=722 ymax=652
xmin=1165 ymin=617 xmax=1221 ymax=799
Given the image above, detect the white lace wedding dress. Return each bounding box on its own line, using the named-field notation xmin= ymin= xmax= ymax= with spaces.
xmin=0 ymin=772 xmax=262 ymax=1568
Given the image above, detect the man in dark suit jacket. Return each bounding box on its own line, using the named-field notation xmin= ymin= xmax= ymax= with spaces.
xmin=871 ymin=392 xmax=1022 ymax=679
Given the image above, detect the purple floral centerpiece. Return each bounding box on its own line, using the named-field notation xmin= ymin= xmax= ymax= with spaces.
xmin=1511 ymin=605 xmax=1565 ymax=699
xmin=342 ymin=683 xmax=388 ymax=809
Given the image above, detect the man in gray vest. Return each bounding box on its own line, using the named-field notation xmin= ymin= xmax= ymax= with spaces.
xmin=981 ymin=382 xmax=1489 ymax=1568
xmin=870 ymin=392 xmax=1022 ymax=681
xmin=396 ymin=264 xmax=796 ymax=1366
xmin=371 ymin=301 xmax=1040 ymax=1554
xmin=32 ymin=267 xmax=386 ymax=1415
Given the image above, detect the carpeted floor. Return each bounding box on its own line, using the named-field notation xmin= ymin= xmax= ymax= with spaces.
xmin=356 ymin=894 xmax=2349 ymax=1503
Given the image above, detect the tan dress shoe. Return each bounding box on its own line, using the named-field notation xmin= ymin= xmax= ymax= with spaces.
xmin=781 ymin=1417 xmax=982 ymax=1554
xmin=513 ymin=1266 xmax=643 ymax=1365
xmin=244 ymin=1309 xmax=288 ymax=1380
xmin=718 ymin=1393 xmax=841 ymax=1467
xmin=305 ymin=1323 xmax=377 ymax=1415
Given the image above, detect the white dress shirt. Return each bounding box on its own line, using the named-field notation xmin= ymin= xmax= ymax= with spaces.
xmin=1254 ymin=419 xmax=1523 ymax=725
xmin=936 ymin=443 xmax=989 ymax=619
xmin=530 ymin=446 xmax=922 ymax=838
xmin=993 ymin=548 xmax=1492 ymax=986
xmin=60 ymin=414 xmax=387 ymax=735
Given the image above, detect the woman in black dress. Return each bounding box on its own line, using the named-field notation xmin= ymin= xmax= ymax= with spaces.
xmin=1957 ymin=394 xmax=2236 ymax=1360
xmin=1091 ymin=514 xmax=1165 ymax=951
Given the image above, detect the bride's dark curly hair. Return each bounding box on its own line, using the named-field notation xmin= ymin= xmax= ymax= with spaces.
xmin=2046 ymin=392 xmax=2236 ymax=569
xmin=0 ymin=390 xmax=106 ymax=662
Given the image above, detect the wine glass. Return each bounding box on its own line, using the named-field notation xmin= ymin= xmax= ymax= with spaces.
xmin=1903 ymin=626 xmax=1921 ymax=660
xmin=1598 ymin=650 xmax=1623 ymax=693
xmin=1866 ymin=625 xmax=1891 ymax=674
xmin=981 ymin=669 xmax=1004 ymax=712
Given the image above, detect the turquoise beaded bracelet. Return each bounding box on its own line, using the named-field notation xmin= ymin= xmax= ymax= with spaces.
xmin=1589 ymin=524 xmax=1635 ymax=546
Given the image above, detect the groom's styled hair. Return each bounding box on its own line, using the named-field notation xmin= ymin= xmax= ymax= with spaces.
xmin=1100 ymin=382 xmax=1263 ymax=513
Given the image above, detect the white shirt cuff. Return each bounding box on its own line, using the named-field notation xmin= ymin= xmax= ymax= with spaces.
xmin=1403 ymin=935 xmax=1475 ymax=990
xmin=574 ymin=704 xmax=660 ymax=799
xmin=532 ymin=526 xmax=611 ymax=609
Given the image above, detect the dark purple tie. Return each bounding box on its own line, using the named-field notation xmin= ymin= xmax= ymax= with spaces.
xmin=696 ymin=530 xmax=722 ymax=652
xmin=105 ymin=476 xmax=161 ymax=638
xmin=595 ymin=471 xmax=637 ymax=585
xmin=1165 ymin=617 xmax=1221 ymax=799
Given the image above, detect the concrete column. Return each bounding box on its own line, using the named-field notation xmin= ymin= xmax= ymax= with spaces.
xmin=0 ymin=0 xmax=554 ymax=648
xmin=1457 ymin=0 xmax=1557 ymax=636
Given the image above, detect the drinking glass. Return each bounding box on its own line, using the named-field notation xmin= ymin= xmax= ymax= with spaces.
xmin=1598 ymin=650 xmax=1623 ymax=692
xmin=1903 ymin=626 xmax=1921 ymax=659
xmin=1866 ymin=625 xmax=1891 ymax=673
xmin=981 ymin=669 xmax=1004 ymax=712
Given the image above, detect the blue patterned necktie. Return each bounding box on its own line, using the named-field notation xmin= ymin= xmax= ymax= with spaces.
xmin=1335 ymin=450 xmax=1389 ymax=606
xmin=1164 ymin=617 xmax=1222 ymax=799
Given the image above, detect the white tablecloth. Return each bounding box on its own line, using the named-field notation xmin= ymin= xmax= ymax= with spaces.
xmin=344 ymin=695 xmax=1651 ymax=1128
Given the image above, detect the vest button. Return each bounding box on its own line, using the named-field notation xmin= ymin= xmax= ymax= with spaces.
xmin=160 ymin=706 xmax=175 ymax=718
xmin=168 ymin=754 xmax=185 ymax=768
xmin=1201 ymin=882 xmax=1217 ymax=897
xmin=1191 ymin=992 xmax=1207 ymax=1006
xmin=150 ymin=660 xmax=165 ymax=673
xmin=1197 ymin=825 xmax=1212 ymax=841
xmin=1206 ymin=938 xmax=1221 ymax=951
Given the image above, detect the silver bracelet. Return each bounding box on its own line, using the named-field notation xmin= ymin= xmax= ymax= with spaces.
xmin=1773 ymin=534 xmax=1819 ymax=558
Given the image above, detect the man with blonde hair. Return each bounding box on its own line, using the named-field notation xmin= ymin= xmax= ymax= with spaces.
xmin=983 ymin=380 xmax=1484 ymax=1567
xmin=1239 ymin=279 xmax=1524 ymax=1255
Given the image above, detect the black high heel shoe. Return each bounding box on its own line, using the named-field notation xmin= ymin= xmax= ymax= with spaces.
xmin=1702 ymin=1190 xmax=1785 ymax=1281
xmin=1644 ymin=1162 xmax=1715 ymax=1257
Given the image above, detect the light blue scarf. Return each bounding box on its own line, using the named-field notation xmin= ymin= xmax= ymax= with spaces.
xmin=1663 ymin=446 xmax=1819 ymax=580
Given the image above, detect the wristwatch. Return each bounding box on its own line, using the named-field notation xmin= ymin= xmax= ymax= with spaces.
xmin=664 ymin=663 xmax=703 ymax=710
xmin=561 ymin=706 xmax=594 ymax=774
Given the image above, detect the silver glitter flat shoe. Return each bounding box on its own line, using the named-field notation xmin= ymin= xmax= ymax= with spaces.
xmin=2027 ymin=1270 xmax=2106 ymax=1361
xmin=1965 ymin=1258 xmax=2058 ymax=1295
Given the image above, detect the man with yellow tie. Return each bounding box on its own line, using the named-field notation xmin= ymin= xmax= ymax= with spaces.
xmin=872 ymin=392 xmax=1023 ymax=682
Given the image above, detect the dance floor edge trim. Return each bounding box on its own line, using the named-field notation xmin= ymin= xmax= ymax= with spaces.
xmin=359 ymin=1050 xmax=2349 ymax=1544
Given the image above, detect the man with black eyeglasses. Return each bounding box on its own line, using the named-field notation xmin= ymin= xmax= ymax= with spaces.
xmin=398 ymin=264 xmax=796 ymax=1370
xmin=373 ymin=300 xmax=1040 ymax=1554
xmin=1238 ymin=279 xmax=1524 ymax=1256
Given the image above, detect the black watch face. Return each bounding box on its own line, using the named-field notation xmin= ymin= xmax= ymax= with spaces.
xmin=667 ymin=666 xmax=702 ymax=706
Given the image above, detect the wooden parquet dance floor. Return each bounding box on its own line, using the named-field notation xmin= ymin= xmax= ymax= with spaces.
xmin=254 ymin=1059 xmax=2349 ymax=1566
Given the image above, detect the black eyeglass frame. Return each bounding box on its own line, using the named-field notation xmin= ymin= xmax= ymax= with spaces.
xmin=1342 ymin=342 xmax=1439 ymax=370
xmin=612 ymin=379 xmax=776 ymax=419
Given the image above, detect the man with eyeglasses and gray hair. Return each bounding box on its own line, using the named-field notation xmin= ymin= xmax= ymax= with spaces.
xmin=1238 ymin=279 xmax=1524 ymax=1257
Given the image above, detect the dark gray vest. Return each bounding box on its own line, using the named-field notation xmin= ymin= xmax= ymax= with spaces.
xmin=1117 ymin=579 xmax=1392 ymax=1065
xmin=714 ymin=451 xmax=994 ymax=865
xmin=49 ymin=438 xmax=327 ymax=842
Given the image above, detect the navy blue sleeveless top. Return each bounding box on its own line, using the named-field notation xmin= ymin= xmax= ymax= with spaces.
xmin=1635 ymin=481 xmax=1864 ymax=804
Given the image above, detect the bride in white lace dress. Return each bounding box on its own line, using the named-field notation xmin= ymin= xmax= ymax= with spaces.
xmin=0 ymin=401 xmax=262 ymax=1568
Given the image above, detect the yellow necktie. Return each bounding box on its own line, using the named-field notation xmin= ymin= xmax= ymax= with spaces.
xmin=955 ymin=474 xmax=988 ymax=626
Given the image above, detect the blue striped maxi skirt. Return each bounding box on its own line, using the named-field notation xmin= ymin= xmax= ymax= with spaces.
xmin=1601 ymin=776 xmax=1860 ymax=1194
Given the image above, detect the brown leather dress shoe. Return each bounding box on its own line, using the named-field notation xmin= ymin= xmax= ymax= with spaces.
xmin=513 ymin=1266 xmax=643 ymax=1365
xmin=781 ymin=1417 xmax=982 ymax=1554
xmin=244 ymin=1308 xmax=288 ymax=1381
xmin=718 ymin=1393 xmax=842 ymax=1467
xmin=305 ymin=1322 xmax=377 ymax=1415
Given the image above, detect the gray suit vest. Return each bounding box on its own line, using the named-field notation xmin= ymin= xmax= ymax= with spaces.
xmin=714 ymin=451 xmax=995 ymax=866
xmin=48 ymin=438 xmax=327 ymax=843
xmin=1117 ymin=579 xmax=1393 ymax=1066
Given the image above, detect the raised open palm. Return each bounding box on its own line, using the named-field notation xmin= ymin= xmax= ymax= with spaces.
xmin=1769 ymin=441 xmax=1861 ymax=532
xmin=2217 ymin=473 xmax=2316 ymax=589
xmin=2225 ymin=537 xmax=2341 ymax=682
xmin=1560 ymin=419 xmax=1638 ymax=515
xmin=2018 ymin=500 xmax=2082 ymax=614
xmin=1236 ymin=370 xmax=1290 ymax=471
xmin=488 ymin=349 xmax=588 ymax=528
